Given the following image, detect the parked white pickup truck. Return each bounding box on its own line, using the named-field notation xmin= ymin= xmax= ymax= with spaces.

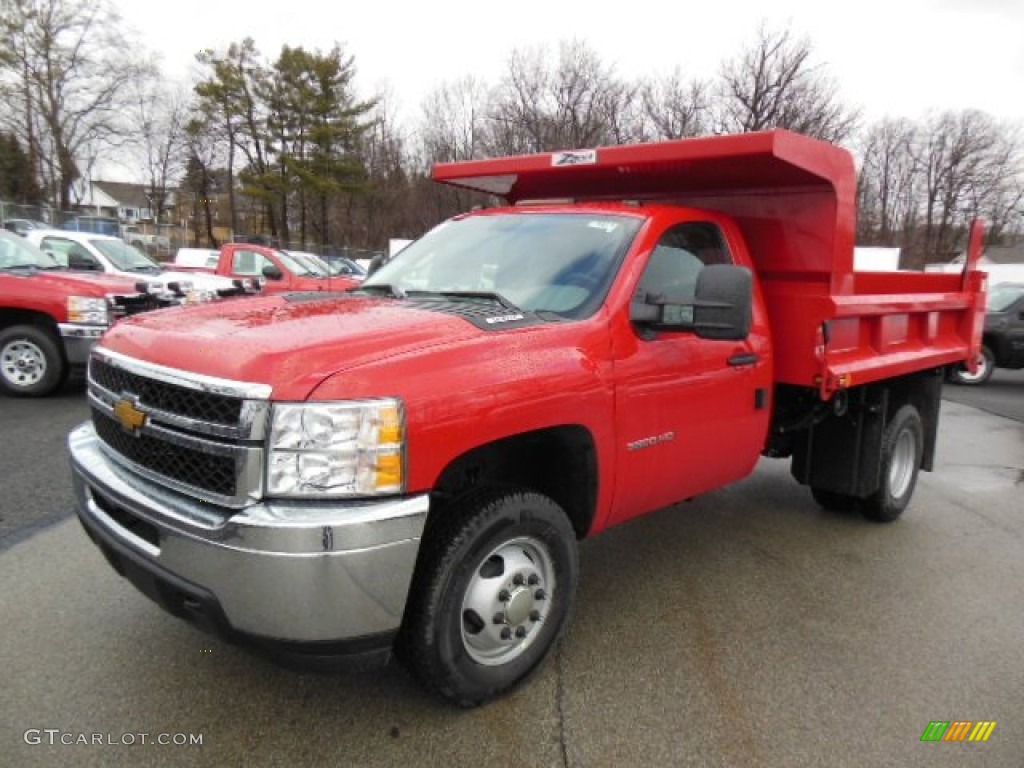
xmin=121 ymin=224 xmax=170 ymax=254
xmin=25 ymin=230 xmax=258 ymax=301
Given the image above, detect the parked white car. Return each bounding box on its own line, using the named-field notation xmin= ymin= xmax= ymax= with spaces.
xmin=25 ymin=231 xmax=258 ymax=301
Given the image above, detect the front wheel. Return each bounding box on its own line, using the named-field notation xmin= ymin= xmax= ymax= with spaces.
xmin=949 ymin=346 xmax=995 ymax=385
xmin=862 ymin=404 xmax=924 ymax=523
xmin=397 ymin=489 xmax=578 ymax=707
xmin=0 ymin=325 xmax=66 ymax=397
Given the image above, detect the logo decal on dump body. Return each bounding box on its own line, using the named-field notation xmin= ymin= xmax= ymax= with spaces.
xmin=552 ymin=149 xmax=597 ymax=166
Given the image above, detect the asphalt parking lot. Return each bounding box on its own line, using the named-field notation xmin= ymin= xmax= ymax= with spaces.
xmin=1 ymin=374 xmax=1022 ymax=767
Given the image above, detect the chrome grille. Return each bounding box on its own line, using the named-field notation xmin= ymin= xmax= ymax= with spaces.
xmin=92 ymin=409 xmax=237 ymax=497
xmin=91 ymin=356 xmax=242 ymax=427
xmin=86 ymin=348 xmax=271 ymax=507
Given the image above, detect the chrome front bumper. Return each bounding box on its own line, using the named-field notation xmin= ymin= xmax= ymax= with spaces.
xmin=58 ymin=324 xmax=106 ymax=366
xmin=69 ymin=422 xmax=428 ymax=647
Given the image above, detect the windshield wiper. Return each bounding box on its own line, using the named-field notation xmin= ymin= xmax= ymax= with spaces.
xmin=358 ymin=283 xmax=407 ymax=299
xmin=407 ymin=290 xmax=522 ymax=312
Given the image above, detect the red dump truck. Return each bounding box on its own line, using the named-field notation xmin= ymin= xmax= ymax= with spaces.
xmin=69 ymin=130 xmax=985 ymax=706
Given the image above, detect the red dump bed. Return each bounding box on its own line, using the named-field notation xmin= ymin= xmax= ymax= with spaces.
xmin=434 ymin=130 xmax=986 ymax=397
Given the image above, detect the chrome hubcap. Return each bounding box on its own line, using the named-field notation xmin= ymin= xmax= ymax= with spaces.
xmin=889 ymin=429 xmax=916 ymax=499
xmin=460 ymin=536 xmax=555 ymax=666
xmin=958 ymin=353 xmax=989 ymax=382
xmin=1 ymin=340 xmax=46 ymax=387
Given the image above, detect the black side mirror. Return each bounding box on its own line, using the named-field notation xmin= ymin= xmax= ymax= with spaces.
xmin=630 ymin=264 xmax=753 ymax=341
xmin=68 ymin=253 xmax=101 ymax=271
xmin=692 ymin=265 xmax=753 ymax=340
xmin=262 ymin=264 xmax=283 ymax=280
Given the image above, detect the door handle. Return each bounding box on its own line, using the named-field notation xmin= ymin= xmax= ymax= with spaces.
xmin=727 ymin=352 xmax=759 ymax=367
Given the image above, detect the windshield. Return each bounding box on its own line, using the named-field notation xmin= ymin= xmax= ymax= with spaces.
xmin=987 ymin=284 xmax=1024 ymax=312
xmin=273 ymin=249 xmax=316 ymax=276
xmin=364 ymin=212 xmax=642 ymax=319
xmin=287 ymin=252 xmax=329 ymax=277
xmin=91 ymin=239 xmax=159 ymax=272
xmin=331 ymin=257 xmax=367 ymax=277
xmin=0 ymin=230 xmax=60 ymax=269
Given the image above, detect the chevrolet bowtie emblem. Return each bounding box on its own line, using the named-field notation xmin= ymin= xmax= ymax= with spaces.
xmin=113 ymin=397 xmax=147 ymax=434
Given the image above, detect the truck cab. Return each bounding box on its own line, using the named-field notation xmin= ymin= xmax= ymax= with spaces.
xmin=214 ymin=244 xmax=362 ymax=292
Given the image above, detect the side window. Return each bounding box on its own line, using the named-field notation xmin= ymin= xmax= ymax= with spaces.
xmin=636 ymin=222 xmax=732 ymax=304
xmin=232 ymin=249 xmax=262 ymax=275
xmin=40 ymin=237 xmax=80 ymax=268
xmin=255 ymin=253 xmax=274 ymax=274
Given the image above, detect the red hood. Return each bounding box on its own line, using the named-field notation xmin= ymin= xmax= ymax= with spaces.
xmin=24 ymin=270 xmax=146 ymax=296
xmin=99 ymin=294 xmax=484 ymax=399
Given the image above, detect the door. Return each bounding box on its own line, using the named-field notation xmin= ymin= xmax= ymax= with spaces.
xmin=229 ymin=248 xmax=287 ymax=290
xmin=610 ymin=220 xmax=772 ymax=523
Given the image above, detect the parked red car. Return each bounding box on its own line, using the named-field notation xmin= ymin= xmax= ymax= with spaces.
xmin=0 ymin=230 xmax=162 ymax=396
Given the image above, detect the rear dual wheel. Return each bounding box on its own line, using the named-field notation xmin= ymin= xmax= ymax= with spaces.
xmin=810 ymin=404 xmax=924 ymax=524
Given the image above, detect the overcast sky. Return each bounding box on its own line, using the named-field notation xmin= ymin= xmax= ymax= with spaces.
xmin=113 ymin=0 xmax=1023 ymax=127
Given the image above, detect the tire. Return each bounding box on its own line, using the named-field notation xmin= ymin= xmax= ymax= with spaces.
xmin=397 ymin=488 xmax=579 ymax=707
xmin=949 ymin=346 xmax=995 ymax=385
xmin=862 ymin=404 xmax=924 ymax=523
xmin=0 ymin=325 xmax=66 ymax=397
xmin=810 ymin=487 xmax=859 ymax=513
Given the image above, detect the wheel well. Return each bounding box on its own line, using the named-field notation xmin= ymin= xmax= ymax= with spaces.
xmin=0 ymin=309 xmax=62 ymax=346
xmin=430 ymin=426 xmax=599 ymax=539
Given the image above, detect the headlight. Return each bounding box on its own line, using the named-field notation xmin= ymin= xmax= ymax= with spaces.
xmin=183 ymin=289 xmax=216 ymax=304
xmin=67 ymin=296 xmax=109 ymax=326
xmin=267 ymin=399 xmax=404 ymax=497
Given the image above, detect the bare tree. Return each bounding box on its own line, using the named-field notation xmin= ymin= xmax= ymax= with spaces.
xmin=912 ymin=110 xmax=1003 ymax=259
xmin=130 ymin=79 xmax=188 ymax=228
xmin=716 ymin=25 xmax=859 ymax=143
xmin=414 ymin=77 xmax=493 ymax=223
xmin=419 ymin=76 xmax=491 ymax=164
xmin=0 ymin=0 xmax=153 ymax=208
xmin=181 ymin=117 xmax=224 ymax=247
xmin=963 ymin=124 xmax=1023 ymax=243
xmin=639 ymin=69 xmax=711 ymax=140
xmin=856 ymin=118 xmax=919 ymax=245
xmin=487 ymin=40 xmax=635 ymax=154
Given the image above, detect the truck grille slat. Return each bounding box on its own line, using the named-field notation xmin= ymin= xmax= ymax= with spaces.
xmin=92 ymin=410 xmax=237 ymax=497
xmin=91 ymin=357 xmax=242 ymax=426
